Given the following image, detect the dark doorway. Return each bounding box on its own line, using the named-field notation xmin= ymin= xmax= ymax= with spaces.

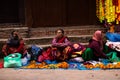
xmin=0 ymin=0 xmax=25 ymax=24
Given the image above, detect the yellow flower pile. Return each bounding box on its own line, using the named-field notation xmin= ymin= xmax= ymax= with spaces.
xmin=22 ymin=60 xmax=69 ymax=69
xmin=96 ymin=0 xmax=120 ymax=24
xmin=84 ymin=62 xmax=120 ymax=69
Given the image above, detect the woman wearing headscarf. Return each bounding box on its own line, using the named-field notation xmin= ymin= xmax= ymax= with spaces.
xmin=2 ymin=31 xmax=27 ymax=56
xmin=82 ymin=30 xmax=108 ymax=61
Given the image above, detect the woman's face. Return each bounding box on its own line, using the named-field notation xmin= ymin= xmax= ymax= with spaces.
xmin=13 ymin=31 xmax=18 ymax=37
xmin=13 ymin=31 xmax=18 ymax=39
xmin=56 ymin=30 xmax=63 ymax=38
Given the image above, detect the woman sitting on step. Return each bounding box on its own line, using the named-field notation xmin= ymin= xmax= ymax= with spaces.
xmin=2 ymin=30 xmax=27 ymax=56
xmin=82 ymin=30 xmax=108 ymax=61
xmin=38 ymin=28 xmax=71 ymax=62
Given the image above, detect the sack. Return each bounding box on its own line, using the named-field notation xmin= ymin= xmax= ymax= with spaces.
xmin=28 ymin=45 xmax=43 ymax=61
xmin=31 ymin=45 xmax=43 ymax=55
xmin=107 ymin=52 xmax=120 ymax=62
xmin=4 ymin=53 xmax=22 ymax=68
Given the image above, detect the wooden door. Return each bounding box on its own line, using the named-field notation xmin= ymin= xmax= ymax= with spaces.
xmin=66 ymin=0 xmax=96 ymax=26
xmin=30 ymin=0 xmax=66 ymax=27
xmin=25 ymin=0 xmax=97 ymax=27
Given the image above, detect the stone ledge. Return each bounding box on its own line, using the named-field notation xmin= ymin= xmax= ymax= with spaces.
xmin=0 ymin=27 xmax=28 ymax=30
xmin=29 ymin=27 xmax=106 ymax=37
xmin=24 ymin=35 xmax=92 ymax=45
xmin=27 ymin=42 xmax=89 ymax=48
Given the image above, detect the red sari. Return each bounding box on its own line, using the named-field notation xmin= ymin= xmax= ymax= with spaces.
xmin=2 ymin=39 xmax=26 ymax=56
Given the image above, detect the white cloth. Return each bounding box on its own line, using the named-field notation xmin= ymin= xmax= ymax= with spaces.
xmin=106 ymin=40 xmax=120 ymax=52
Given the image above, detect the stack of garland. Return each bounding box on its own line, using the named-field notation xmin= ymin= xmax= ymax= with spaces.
xmin=96 ymin=0 xmax=120 ymax=24
xmin=83 ymin=62 xmax=120 ymax=69
xmin=22 ymin=60 xmax=120 ymax=70
xmin=22 ymin=60 xmax=69 ymax=69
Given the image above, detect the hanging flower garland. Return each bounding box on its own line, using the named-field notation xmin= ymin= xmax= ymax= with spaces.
xmin=96 ymin=0 xmax=105 ymax=23
xmin=116 ymin=0 xmax=120 ymax=24
xmin=96 ymin=0 xmax=120 ymax=24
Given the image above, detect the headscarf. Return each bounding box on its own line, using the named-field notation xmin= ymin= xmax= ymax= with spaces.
xmin=92 ymin=30 xmax=103 ymax=50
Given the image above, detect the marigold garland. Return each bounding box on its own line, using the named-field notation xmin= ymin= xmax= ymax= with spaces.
xmin=84 ymin=62 xmax=120 ymax=69
xmin=96 ymin=0 xmax=120 ymax=24
xmin=22 ymin=60 xmax=69 ymax=69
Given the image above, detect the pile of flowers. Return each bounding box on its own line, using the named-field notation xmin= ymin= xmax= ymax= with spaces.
xmin=22 ymin=60 xmax=120 ymax=70
xmin=83 ymin=62 xmax=120 ymax=69
xmin=22 ymin=60 xmax=69 ymax=69
xmin=96 ymin=0 xmax=120 ymax=24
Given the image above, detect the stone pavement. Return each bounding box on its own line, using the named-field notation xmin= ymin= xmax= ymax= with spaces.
xmin=0 ymin=68 xmax=120 ymax=80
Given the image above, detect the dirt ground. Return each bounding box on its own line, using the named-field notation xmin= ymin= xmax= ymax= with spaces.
xmin=0 ymin=68 xmax=120 ymax=80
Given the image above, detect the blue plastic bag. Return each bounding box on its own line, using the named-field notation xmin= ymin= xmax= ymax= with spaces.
xmin=106 ymin=32 xmax=120 ymax=42
xmin=29 ymin=45 xmax=43 ymax=61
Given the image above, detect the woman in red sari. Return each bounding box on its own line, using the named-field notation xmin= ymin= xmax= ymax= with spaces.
xmin=38 ymin=29 xmax=71 ymax=62
xmin=2 ymin=31 xmax=27 ymax=56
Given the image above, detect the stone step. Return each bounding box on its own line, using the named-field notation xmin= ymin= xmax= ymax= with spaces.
xmin=29 ymin=25 xmax=107 ymax=37
xmin=0 ymin=35 xmax=92 ymax=45
xmin=0 ymin=27 xmax=29 ymax=38
xmin=24 ymin=35 xmax=92 ymax=45
xmin=0 ymin=25 xmax=107 ymax=39
xmin=0 ymin=23 xmax=24 ymax=28
xmin=27 ymin=42 xmax=89 ymax=48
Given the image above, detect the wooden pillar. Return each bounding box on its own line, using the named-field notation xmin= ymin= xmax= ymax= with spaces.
xmin=24 ymin=0 xmax=33 ymax=27
xmin=24 ymin=0 xmax=34 ymax=37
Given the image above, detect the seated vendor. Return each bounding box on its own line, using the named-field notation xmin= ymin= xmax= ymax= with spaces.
xmin=2 ymin=30 xmax=27 ymax=56
xmin=82 ymin=30 xmax=108 ymax=61
xmin=38 ymin=28 xmax=71 ymax=62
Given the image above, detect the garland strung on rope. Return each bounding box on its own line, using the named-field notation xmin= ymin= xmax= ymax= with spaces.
xmin=96 ymin=0 xmax=120 ymax=24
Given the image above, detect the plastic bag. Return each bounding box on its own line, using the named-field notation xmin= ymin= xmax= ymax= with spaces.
xmin=4 ymin=53 xmax=22 ymax=68
xmin=69 ymin=57 xmax=84 ymax=62
xmin=106 ymin=32 xmax=120 ymax=42
xmin=21 ymin=52 xmax=31 ymax=66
